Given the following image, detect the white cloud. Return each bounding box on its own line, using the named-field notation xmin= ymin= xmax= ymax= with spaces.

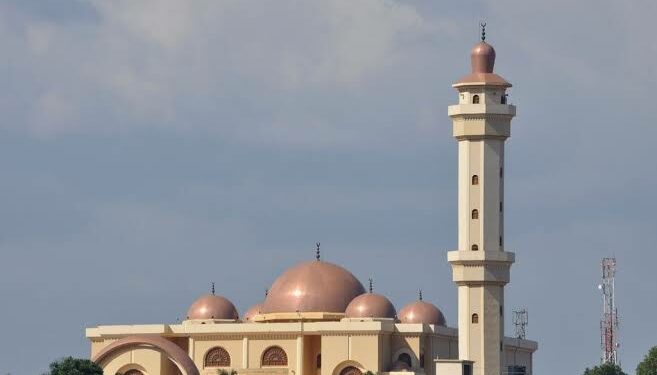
xmin=2 ymin=0 xmax=432 ymax=140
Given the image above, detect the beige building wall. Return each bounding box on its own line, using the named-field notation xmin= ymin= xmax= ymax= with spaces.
xmin=320 ymin=335 xmax=349 ymax=375
xmin=87 ymin=321 xmax=535 ymax=375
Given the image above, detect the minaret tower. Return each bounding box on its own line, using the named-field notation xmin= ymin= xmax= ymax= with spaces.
xmin=447 ymin=27 xmax=516 ymax=375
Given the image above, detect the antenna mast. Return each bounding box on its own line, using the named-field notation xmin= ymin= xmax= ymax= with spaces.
xmin=599 ymin=257 xmax=620 ymax=365
xmin=513 ymin=309 xmax=528 ymax=339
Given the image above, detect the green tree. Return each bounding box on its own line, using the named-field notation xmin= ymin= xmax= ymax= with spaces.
xmin=637 ymin=346 xmax=657 ymax=375
xmin=583 ymin=363 xmax=627 ymax=375
xmin=44 ymin=357 xmax=103 ymax=375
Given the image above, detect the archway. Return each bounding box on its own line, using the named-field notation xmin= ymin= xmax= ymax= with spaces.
xmin=340 ymin=366 xmax=362 ymax=375
xmin=92 ymin=335 xmax=199 ymax=375
xmin=332 ymin=361 xmax=364 ymax=375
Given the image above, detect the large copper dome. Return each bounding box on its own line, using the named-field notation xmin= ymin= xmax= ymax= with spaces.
xmin=262 ymin=260 xmax=365 ymax=314
xmin=398 ymin=299 xmax=446 ymax=325
xmin=186 ymin=294 xmax=239 ymax=320
xmin=345 ymin=293 xmax=396 ymax=319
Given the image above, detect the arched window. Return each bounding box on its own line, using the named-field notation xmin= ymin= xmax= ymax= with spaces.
xmin=316 ymin=354 xmax=321 ymax=369
xmin=472 ymin=95 xmax=480 ymax=104
xmin=472 ymin=175 xmax=479 ymax=185
xmin=471 ymin=209 xmax=479 ymax=220
xmin=501 ymin=94 xmax=507 ymax=104
xmin=398 ymin=353 xmax=413 ymax=368
xmin=340 ymin=366 xmax=363 ymax=375
xmin=472 ymin=313 xmax=479 ymax=324
xmin=262 ymin=346 xmax=288 ymax=366
xmin=205 ymin=347 xmax=231 ymax=367
xmin=124 ymin=370 xmax=144 ymax=375
xmin=471 ymin=244 xmax=479 ymax=251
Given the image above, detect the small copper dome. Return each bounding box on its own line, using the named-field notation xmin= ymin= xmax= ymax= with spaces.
xmin=345 ymin=293 xmax=396 ymax=319
xmin=186 ymin=294 xmax=239 ymax=320
xmin=471 ymin=41 xmax=496 ymax=73
xmin=263 ymin=260 xmax=366 ymax=314
xmin=243 ymin=303 xmax=263 ymax=322
xmin=398 ymin=300 xmax=446 ymax=325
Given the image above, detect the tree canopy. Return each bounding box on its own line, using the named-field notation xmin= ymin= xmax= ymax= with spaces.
xmin=637 ymin=346 xmax=657 ymax=375
xmin=583 ymin=363 xmax=627 ymax=375
xmin=44 ymin=357 xmax=103 ymax=375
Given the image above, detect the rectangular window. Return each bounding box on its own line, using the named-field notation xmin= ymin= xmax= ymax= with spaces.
xmin=500 ymin=167 xmax=504 ymax=178
xmin=500 ymin=201 xmax=503 ymax=212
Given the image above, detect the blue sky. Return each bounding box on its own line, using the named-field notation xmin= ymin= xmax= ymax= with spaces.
xmin=0 ymin=1 xmax=656 ymax=374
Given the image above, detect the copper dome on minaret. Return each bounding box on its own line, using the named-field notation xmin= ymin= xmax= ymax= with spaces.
xmin=262 ymin=253 xmax=365 ymax=314
xmin=186 ymin=294 xmax=239 ymax=320
xmin=398 ymin=292 xmax=446 ymax=325
xmin=454 ymin=26 xmax=511 ymax=87
xmin=345 ymin=280 xmax=396 ymax=319
xmin=471 ymin=41 xmax=496 ymax=73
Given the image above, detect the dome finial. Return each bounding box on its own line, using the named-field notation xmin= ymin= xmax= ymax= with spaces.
xmin=315 ymin=242 xmax=321 ymax=261
xmin=211 ymin=282 xmax=215 ymax=295
xmin=480 ymin=21 xmax=486 ymax=41
xmin=368 ymin=278 xmax=373 ymax=293
xmin=418 ymin=289 xmax=423 ymax=301
xmin=265 ymin=288 xmax=269 ymax=297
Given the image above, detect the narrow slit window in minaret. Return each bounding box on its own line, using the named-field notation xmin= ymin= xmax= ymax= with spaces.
xmin=471 ymin=244 xmax=479 ymax=251
xmin=500 ymin=236 xmax=503 ymax=246
xmin=471 ymin=313 xmax=479 ymax=324
xmin=472 ymin=95 xmax=480 ymax=104
xmin=500 ymin=201 xmax=503 ymax=212
xmin=501 ymin=94 xmax=507 ymax=104
xmin=472 ymin=175 xmax=479 ymax=185
xmin=471 ymin=209 xmax=479 ymax=220
xmin=500 ymin=167 xmax=504 ymax=178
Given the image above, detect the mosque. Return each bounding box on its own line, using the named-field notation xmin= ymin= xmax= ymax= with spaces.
xmin=86 ymin=34 xmax=538 ymax=375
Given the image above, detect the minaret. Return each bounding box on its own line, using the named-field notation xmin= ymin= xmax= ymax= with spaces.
xmin=447 ymin=28 xmax=516 ymax=375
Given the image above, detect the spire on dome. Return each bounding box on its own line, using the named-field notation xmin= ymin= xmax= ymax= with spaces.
xmin=211 ymin=282 xmax=215 ymax=295
xmin=419 ymin=289 xmax=423 ymax=301
xmin=369 ymin=278 xmax=373 ymax=293
xmin=315 ymin=242 xmax=321 ymax=261
xmin=480 ymin=21 xmax=486 ymax=41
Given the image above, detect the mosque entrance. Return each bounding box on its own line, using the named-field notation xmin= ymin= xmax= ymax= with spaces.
xmin=339 ymin=366 xmax=362 ymax=375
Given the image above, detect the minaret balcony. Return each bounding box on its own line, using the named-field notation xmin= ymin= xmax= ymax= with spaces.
xmin=448 ymin=250 xmax=515 ymax=284
xmin=448 ymin=104 xmax=516 ymax=118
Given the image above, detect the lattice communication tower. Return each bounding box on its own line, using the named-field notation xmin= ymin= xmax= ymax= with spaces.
xmin=599 ymin=257 xmax=620 ymax=365
xmin=512 ymin=309 xmax=528 ymax=339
